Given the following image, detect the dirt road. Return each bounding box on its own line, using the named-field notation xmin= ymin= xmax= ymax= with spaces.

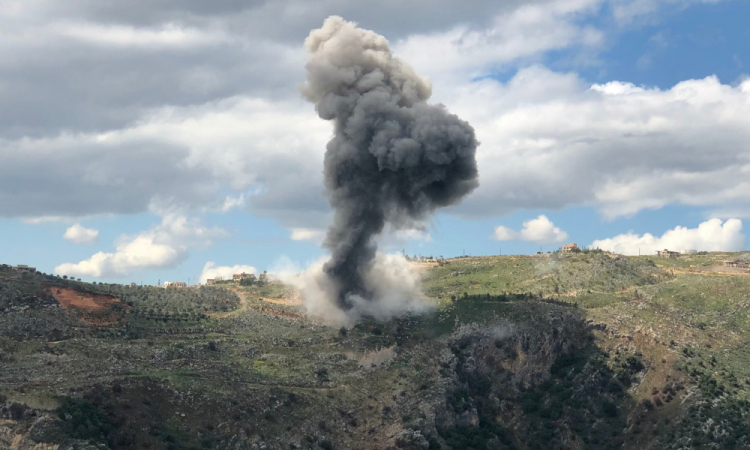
xmin=206 ymin=289 xmax=249 ymax=319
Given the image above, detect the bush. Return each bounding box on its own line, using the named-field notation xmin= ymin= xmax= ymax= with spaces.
xmin=57 ymin=397 xmax=113 ymax=443
xmin=601 ymin=401 xmax=618 ymax=418
xmin=9 ymin=402 xmax=26 ymax=420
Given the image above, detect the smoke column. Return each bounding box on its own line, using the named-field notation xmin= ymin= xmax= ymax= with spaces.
xmin=301 ymin=16 xmax=479 ymax=310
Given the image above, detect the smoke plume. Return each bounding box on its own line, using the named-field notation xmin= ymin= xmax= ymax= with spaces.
xmin=276 ymin=253 xmax=430 ymax=326
xmin=301 ymin=16 xmax=479 ymax=311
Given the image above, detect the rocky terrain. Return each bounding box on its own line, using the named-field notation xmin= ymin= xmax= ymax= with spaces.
xmin=1 ymin=252 xmax=749 ymax=449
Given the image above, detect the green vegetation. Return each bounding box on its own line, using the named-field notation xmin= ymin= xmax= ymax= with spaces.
xmin=85 ymin=283 xmax=240 ymax=316
xmin=423 ymin=253 xmax=667 ymax=300
xmin=3 ymin=252 xmax=750 ymax=449
xmin=57 ymin=397 xmax=113 ymax=444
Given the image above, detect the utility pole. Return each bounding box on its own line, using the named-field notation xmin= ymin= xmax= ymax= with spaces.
xmin=188 ymin=277 xmax=191 ymax=286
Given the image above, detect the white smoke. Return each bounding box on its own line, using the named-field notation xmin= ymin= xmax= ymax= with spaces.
xmin=276 ymin=252 xmax=431 ymax=326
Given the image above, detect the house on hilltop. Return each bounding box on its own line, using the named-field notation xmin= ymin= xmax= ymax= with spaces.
xmin=233 ymin=272 xmax=255 ymax=281
xmin=656 ymin=249 xmax=680 ymax=258
xmin=561 ymin=243 xmax=579 ymax=253
xmin=164 ymin=281 xmax=187 ymax=288
xmin=13 ymin=264 xmax=36 ymax=273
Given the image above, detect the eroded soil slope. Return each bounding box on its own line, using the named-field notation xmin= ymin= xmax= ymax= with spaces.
xmin=45 ymin=286 xmax=130 ymax=325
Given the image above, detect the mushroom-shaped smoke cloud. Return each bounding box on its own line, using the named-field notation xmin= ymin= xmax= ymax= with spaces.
xmin=300 ymin=16 xmax=479 ymax=312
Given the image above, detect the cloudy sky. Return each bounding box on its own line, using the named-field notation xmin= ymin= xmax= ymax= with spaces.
xmin=2 ymin=0 xmax=749 ymax=284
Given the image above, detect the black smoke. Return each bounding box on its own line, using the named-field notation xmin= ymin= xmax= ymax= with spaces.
xmin=301 ymin=16 xmax=479 ymax=309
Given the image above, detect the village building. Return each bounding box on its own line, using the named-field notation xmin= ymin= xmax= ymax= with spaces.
xmin=164 ymin=281 xmax=187 ymax=288
xmin=561 ymin=243 xmax=579 ymax=253
xmin=656 ymin=249 xmax=680 ymax=258
xmin=13 ymin=264 xmax=36 ymax=273
xmin=130 ymin=282 xmax=137 ymax=288
xmin=205 ymin=279 xmax=215 ymax=286
xmin=233 ymin=272 xmax=255 ymax=281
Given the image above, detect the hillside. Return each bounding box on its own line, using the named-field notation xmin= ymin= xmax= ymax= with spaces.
xmin=1 ymin=253 xmax=749 ymax=449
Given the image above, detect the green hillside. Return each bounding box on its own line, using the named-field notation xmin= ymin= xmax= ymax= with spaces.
xmin=1 ymin=253 xmax=749 ymax=449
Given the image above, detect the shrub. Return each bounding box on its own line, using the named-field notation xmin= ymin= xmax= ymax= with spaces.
xmin=57 ymin=397 xmax=112 ymax=443
xmin=9 ymin=402 xmax=26 ymax=420
xmin=601 ymin=401 xmax=618 ymax=418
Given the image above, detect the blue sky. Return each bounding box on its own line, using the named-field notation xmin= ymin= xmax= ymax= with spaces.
xmin=1 ymin=0 xmax=749 ymax=285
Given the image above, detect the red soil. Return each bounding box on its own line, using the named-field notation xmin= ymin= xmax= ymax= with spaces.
xmin=45 ymin=286 xmax=130 ymax=325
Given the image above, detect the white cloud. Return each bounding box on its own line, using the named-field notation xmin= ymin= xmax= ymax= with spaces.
xmin=290 ymin=228 xmax=326 ymax=242
xmin=0 ymin=0 xmax=618 ymax=231
xmin=493 ymin=226 xmax=518 ymax=241
xmin=451 ymin=68 xmax=750 ymax=220
xmin=591 ymin=218 xmax=746 ymax=255
xmin=1 ymin=0 xmax=746 ymax=238
xmin=199 ymin=262 xmax=256 ymax=284
xmin=63 ymin=223 xmax=99 ymax=244
xmin=0 ymin=96 xmax=331 ymax=227
xmin=55 ymin=214 xmax=227 ymax=278
xmin=220 ymin=194 xmax=245 ymax=212
xmin=492 ymin=215 xmax=568 ymax=243
xmin=395 ymin=0 xmax=603 ymax=87
xmin=55 ymin=23 xmax=231 ymax=48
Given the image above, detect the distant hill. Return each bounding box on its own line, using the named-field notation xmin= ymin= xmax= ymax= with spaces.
xmin=1 ymin=253 xmax=749 ymax=449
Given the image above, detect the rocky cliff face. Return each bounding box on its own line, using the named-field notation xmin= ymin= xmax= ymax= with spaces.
xmin=391 ymin=308 xmax=631 ymax=450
